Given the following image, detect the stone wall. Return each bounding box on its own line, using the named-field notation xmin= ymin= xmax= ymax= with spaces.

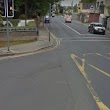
xmin=0 ymin=32 xmax=37 ymax=41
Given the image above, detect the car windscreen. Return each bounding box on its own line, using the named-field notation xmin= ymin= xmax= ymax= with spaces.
xmin=93 ymin=24 xmax=102 ymax=27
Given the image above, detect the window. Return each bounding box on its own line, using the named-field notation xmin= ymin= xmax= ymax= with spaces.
xmin=97 ymin=2 xmax=99 ymax=9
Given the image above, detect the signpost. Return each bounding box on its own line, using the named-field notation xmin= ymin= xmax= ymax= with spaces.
xmin=0 ymin=0 xmax=14 ymax=51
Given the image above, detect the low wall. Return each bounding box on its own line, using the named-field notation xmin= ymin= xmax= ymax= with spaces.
xmin=0 ymin=32 xmax=37 ymax=41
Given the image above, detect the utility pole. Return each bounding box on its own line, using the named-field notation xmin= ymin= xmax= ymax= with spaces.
xmin=3 ymin=0 xmax=14 ymax=51
xmin=71 ymin=0 xmax=73 ymax=19
xmin=5 ymin=0 xmax=10 ymax=51
xmin=48 ymin=3 xmax=51 ymax=42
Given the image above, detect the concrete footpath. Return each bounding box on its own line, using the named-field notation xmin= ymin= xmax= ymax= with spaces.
xmin=0 ymin=26 xmax=56 ymax=57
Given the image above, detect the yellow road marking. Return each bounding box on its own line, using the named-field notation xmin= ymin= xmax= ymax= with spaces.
xmin=87 ymin=84 xmax=110 ymax=110
xmin=88 ymin=64 xmax=110 ymax=78
xmin=71 ymin=53 xmax=110 ymax=110
xmin=71 ymin=54 xmax=83 ymax=61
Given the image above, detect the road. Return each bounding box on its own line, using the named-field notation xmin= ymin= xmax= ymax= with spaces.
xmin=0 ymin=16 xmax=110 ymax=110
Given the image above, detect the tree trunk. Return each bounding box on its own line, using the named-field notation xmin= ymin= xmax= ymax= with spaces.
xmin=25 ymin=0 xmax=27 ymax=26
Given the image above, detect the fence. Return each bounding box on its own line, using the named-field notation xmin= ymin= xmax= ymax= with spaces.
xmin=0 ymin=27 xmax=37 ymax=32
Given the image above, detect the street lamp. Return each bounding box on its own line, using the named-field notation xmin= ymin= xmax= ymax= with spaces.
xmin=71 ymin=0 xmax=73 ymax=18
xmin=48 ymin=3 xmax=51 ymax=42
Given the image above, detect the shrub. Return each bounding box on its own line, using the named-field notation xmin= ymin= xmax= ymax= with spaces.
xmin=0 ymin=14 xmax=3 ymax=27
xmin=9 ymin=19 xmax=20 ymax=27
xmin=19 ymin=14 xmax=27 ymax=19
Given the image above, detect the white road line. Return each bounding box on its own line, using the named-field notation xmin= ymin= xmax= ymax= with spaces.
xmin=62 ymin=40 xmax=110 ymax=42
xmin=96 ymin=53 xmax=110 ymax=60
xmin=81 ymin=34 xmax=107 ymax=36
xmin=68 ymin=37 xmax=110 ymax=39
xmin=57 ymin=18 xmax=81 ymax=35
xmin=60 ymin=37 xmax=110 ymax=39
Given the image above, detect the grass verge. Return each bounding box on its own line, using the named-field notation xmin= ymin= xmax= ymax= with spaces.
xmin=0 ymin=39 xmax=36 ymax=47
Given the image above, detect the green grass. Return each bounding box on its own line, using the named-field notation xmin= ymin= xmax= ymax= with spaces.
xmin=9 ymin=19 xmax=20 ymax=27
xmin=28 ymin=21 xmax=36 ymax=27
xmin=0 ymin=19 xmax=36 ymax=28
xmin=0 ymin=39 xmax=36 ymax=47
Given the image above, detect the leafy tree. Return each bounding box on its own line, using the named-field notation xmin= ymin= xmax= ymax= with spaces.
xmin=15 ymin=0 xmax=61 ymax=18
xmin=0 ymin=14 xmax=3 ymax=27
xmin=107 ymin=5 xmax=110 ymax=16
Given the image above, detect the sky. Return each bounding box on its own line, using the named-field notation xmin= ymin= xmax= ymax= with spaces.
xmin=61 ymin=0 xmax=81 ymax=6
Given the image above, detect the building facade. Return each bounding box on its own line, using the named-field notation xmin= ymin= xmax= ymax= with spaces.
xmin=78 ymin=3 xmax=96 ymax=13
xmin=96 ymin=0 xmax=110 ymax=16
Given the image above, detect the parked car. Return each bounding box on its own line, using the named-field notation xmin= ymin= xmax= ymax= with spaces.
xmin=44 ymin=15 xmax=50 ymax=23
xmin=88 ymin=22 xmax=105 ymax=35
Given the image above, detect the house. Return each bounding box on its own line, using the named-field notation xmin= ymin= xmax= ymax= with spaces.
xmin=78 ymin=3 xmax=96 ymax=13
xmin=96 ymin=0 xmax=110 ymax=16
xmin=96 ymin=0 xmax=110 ymax=27
xmin=77 ymin=2 xmax=100 ymax=23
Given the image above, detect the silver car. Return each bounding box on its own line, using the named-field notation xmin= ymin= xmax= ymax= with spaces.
xmin=88 ymin=22 xmax=105 ymax=35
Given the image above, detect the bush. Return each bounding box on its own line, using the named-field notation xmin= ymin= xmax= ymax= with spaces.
xmin=19 ymin=14 xmax=27 ymax=19
xmin=0 ymin=14 xmax=3 ymax=27
xmin=9 ymin=19 xmax=20 ymax=27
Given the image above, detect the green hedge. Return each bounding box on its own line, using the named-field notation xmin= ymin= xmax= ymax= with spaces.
xmin=8 ymin=19 xmax=20 ymax=27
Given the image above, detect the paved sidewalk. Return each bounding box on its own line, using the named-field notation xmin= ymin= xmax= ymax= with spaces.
xmin=0 ymin=26 xmax=54 ymax=57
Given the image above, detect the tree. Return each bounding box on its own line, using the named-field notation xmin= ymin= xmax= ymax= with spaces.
xmin=107 ymin=5 xmax=110 ymax=16
xmin=15 ymin=0 xmax=61 ymax=18
xmin=0 ymin=14 xmax=3 ymax=27
xmin=73 ymin=4 xmax=78 ymax=12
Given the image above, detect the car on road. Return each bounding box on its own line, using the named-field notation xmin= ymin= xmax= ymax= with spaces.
xmin=64 ymin=15 xmax=72 ymax=23
xmin=65 ymin=17 xmax=72 ymax=23
xmin=44 ymin=15 xmax=50 ymax=23
xmin=88 ymin=22 xmax=105 ymax=35
xmin=52 ymin=13 xmax=55 ymax=17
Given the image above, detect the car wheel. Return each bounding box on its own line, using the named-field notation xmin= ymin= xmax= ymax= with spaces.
xmin=89 ymin=29 xmax=92 ymax=33
xmin=102 ymin=32 xmax=105 ymax=35
xmin=92 ymin=29 xmax=95 ymax=34
xmin=88 ymin=29 xmax=90 ymax=32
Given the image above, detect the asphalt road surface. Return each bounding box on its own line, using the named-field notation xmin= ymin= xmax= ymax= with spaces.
xmin=0 ymin=16 xmax=110 ymax=110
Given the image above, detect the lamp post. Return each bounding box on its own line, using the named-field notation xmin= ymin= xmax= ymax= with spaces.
xmin=48 ymin=3 xmax=51 ymax=42
xmin=5 ymin=0 xmax=10 ymax=51
xmin=71 ymin=0 xmax=73 ymax=18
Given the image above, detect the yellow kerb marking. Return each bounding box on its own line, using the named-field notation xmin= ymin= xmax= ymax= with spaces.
xmin=97 ymin=102 xmax=110 ymax=110
xmin=71 ymin=53 xmax=110 ymax=110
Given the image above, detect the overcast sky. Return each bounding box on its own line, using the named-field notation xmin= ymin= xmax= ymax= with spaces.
xmin=61 ymin=0 xmax=81 ymax=6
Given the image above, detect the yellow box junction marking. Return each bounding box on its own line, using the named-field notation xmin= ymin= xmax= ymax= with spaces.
xmin=71 ymin=54 xmax=110 ymax=110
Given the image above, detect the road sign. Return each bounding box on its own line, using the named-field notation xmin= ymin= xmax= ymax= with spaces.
xmin=7 ymin=0 xmax=14 ymax=17
xmin=0 ymin=0 xmax=14 ymax=17
xmin=0 ymin=0 xmax=6 ymax=17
